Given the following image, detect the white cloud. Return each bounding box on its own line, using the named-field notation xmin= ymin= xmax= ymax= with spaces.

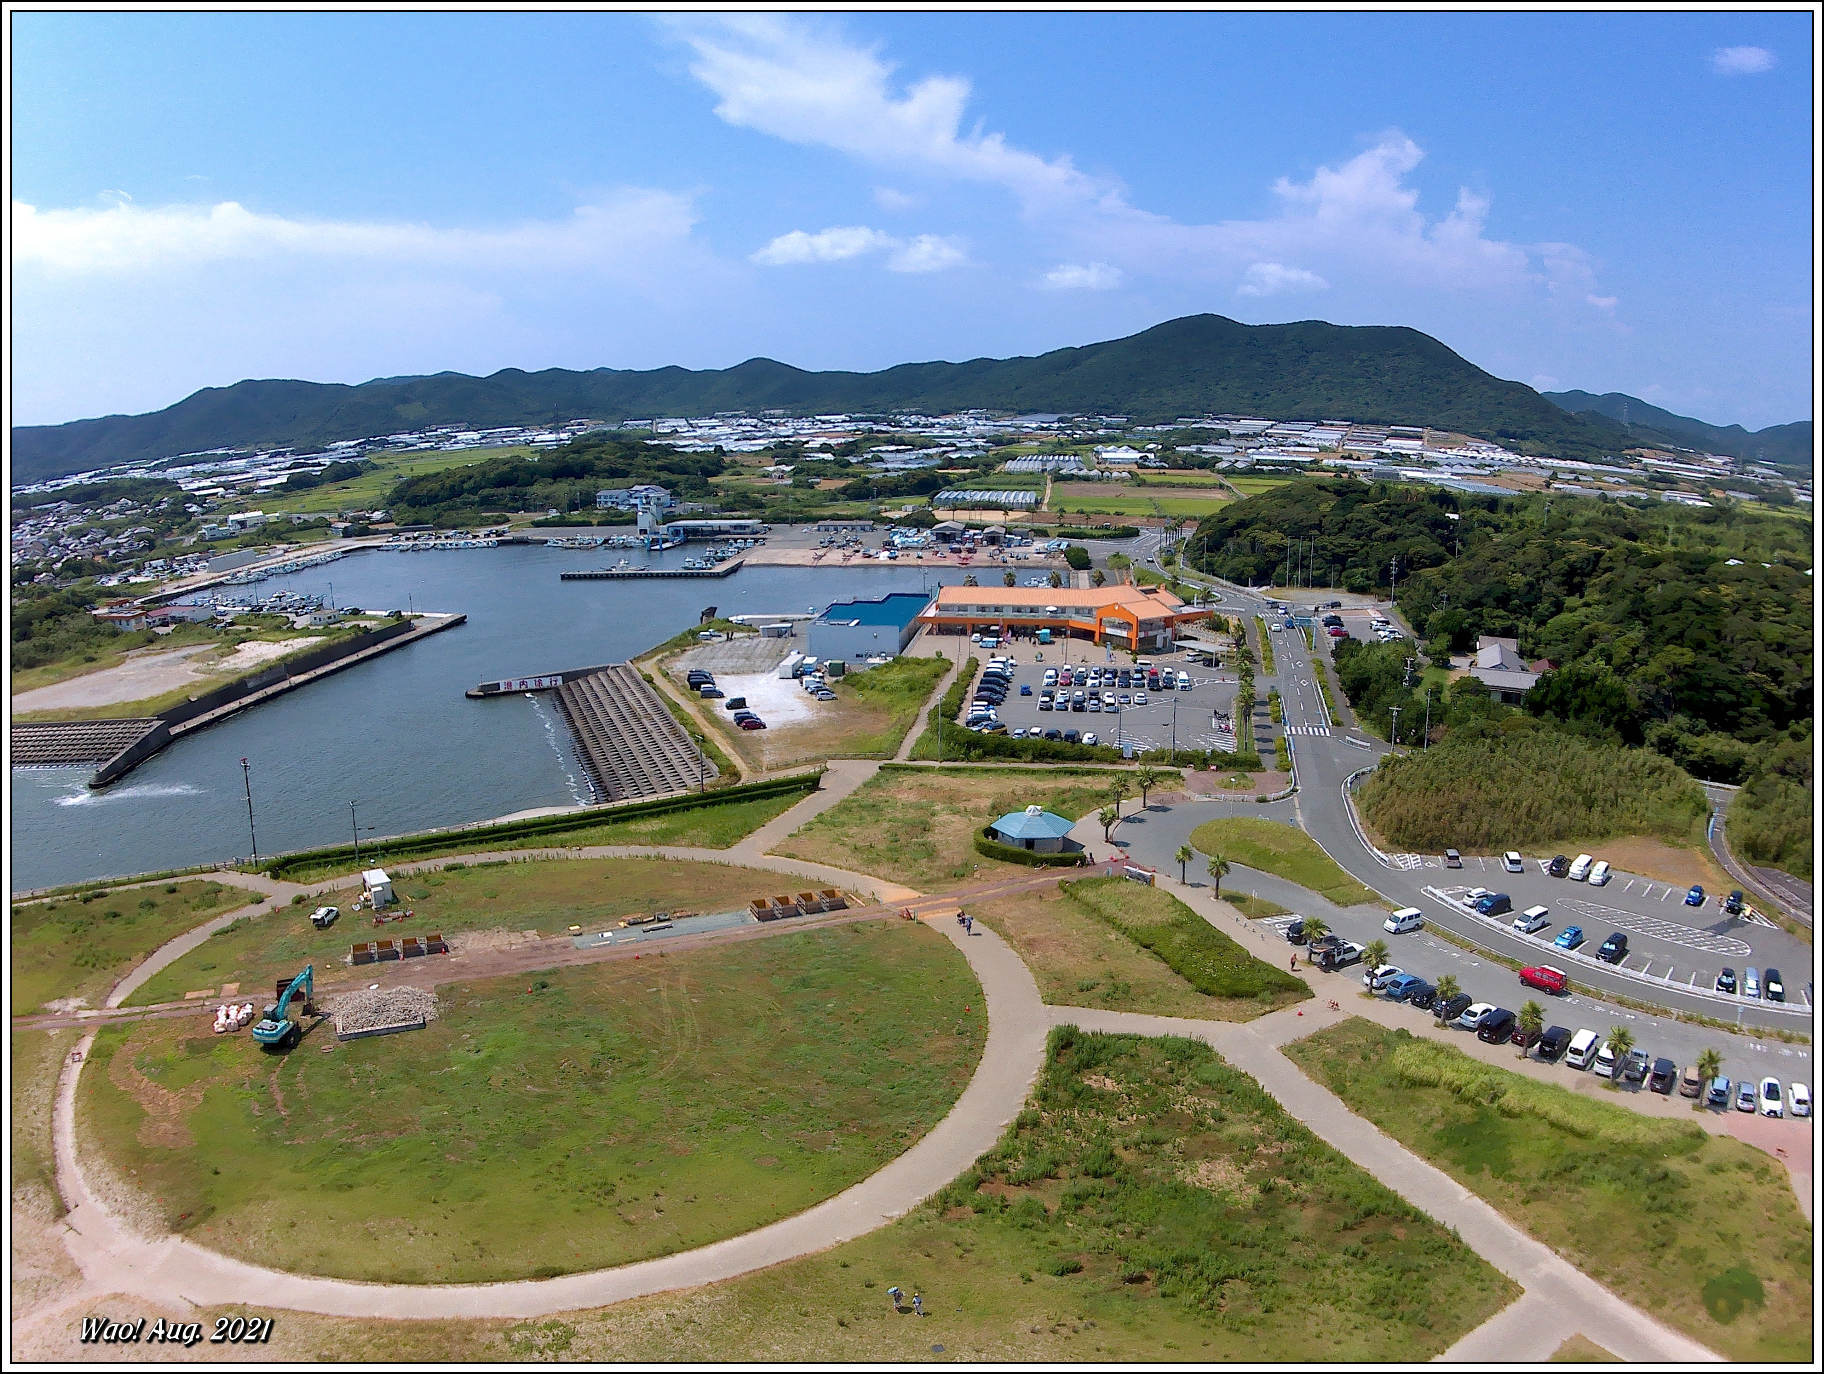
xmin=1712 ymin=45 xmax=1776 ymax=76
xmin=11 ymin=189 xmax=701 ymax=278
xmin=750 ymin=224 xmax=966 ymax=273
xmin=873 ymin=186 xmax=921 ymax=212
xmin=1585 ymin=294 xmax=1619 ymax=311
xmin=1236 ymin=262 xmax=1330 ymax=298
xmin=1042 ymin=262 xmax=1123 ymax=291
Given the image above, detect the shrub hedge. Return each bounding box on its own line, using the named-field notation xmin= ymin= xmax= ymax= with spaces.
xmin=974 ymin=829 xmax=1090 ymax=868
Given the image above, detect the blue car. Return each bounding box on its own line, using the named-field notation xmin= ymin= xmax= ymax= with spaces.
xmin=1554 ymin=925 xmax=1586 ymax=951
xmin=1685 ymin=885 xmax=1705 ymax=906
xmin=1019 ymin=684 xmax=1033 ymax=696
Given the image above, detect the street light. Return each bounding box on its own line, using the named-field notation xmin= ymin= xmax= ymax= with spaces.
xmin=1388 ymin=704 xmax=1402 ymax=746
xmin=349 ymin=799 xmax=377 ymax=868
xmin=240 ymin=757 xmax=259 ymax=867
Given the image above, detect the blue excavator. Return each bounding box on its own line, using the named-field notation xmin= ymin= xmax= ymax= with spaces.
xmin=251 ymin=965 xmax=315 ymax=1049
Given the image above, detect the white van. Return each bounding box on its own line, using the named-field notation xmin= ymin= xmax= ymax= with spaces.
xmin=1502 ymin=851 xmax=1526 ymax=873
xmin=1743 ymin=967 xmax=1762 ymax=1000
xmin=1587 ymin=860 xmax=1612 ymax=886
xmin=1565 ymin=1029 xmax=1602 ymax=1071
xmin=1384 ymin=907 xmax=1424 ymax=935
xmin=1592 ymin=1043 xmax=1619 ymax=1078
xmin=1512 ymin=905 xmax=1551 ymax=934
xmin=1567 ymin=853 xmax=1594 ymax=881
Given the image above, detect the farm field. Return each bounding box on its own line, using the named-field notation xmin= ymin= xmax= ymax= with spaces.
xmin=80 ymin=920 xmax=985 ymax=1284
xmin=12 ymin=880 xmax=250 ymax=1013
xmin=219 ymin=446 xmax=524 ymax=516
xmin=1048 ymin=485 xmax=1232 ymax=518
xmin=1188 ymin=817 xmax=1380 ymax=907
xmin=774 ymin=765 xmax=1129 ymax=889
xmin=1223 ymin=474 xmax=1304 ymax=496
xmin=48 ymin=1028 xmax=1514 ymax=1360
xmin=1287 ymin=1020 xmax=1813 ymax=1363
xmin=125 ymin=857 xmax=794 ymax=1006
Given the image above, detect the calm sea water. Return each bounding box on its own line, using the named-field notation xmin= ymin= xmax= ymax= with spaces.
xmin=10 ymin=544 xmax=968 ymax=892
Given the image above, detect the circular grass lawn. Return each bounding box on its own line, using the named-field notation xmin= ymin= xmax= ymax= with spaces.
xmin=78 ymin=919 xmax=985 ymax=1283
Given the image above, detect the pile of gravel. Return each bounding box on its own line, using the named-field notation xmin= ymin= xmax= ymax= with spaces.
xmin=332 ymin=985 xmax=438 ymax=1036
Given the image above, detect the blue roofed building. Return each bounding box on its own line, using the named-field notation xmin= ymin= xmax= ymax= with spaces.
xmin=807 ymin=591 xmax=933 ymax=662
xmin=988 ymin=805 xmax=1079 ymax=854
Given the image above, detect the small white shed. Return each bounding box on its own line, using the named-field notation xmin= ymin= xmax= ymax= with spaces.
xmin=362 ymin=868 xmax=396 ymax=907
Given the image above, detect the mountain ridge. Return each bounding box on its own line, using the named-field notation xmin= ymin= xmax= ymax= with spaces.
xmin=9 ymin=313 xmax=1791 ymax=484
xmin=1542 ymin=389 xmax=1811 ymax=471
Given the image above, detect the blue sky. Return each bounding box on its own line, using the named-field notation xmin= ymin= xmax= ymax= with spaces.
xmin=10 ymin=10 xmax=1815 ymax=430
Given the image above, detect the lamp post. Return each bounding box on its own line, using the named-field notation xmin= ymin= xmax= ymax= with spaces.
xmin=1388 ymin=704 xmax=1402 ymax=747
xmin=240 ymin=757 xmax=259 ymax=867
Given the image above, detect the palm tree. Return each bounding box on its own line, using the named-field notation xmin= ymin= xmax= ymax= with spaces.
xmin=1003 ymin=570 xmax=1017 ymax=586
xmin=1518 ymin=1000 xmax=1546 ymax=1056
xmin=1049 ymin=570 xmax=1063 ymax=588
xmin=1135 ymin=766 xmax=1165 ymax=809
xmin=1099 ymin=805 xmax=1120 ymax=842
xmin=1695 ymin=1047 xmax=1723 ymax=1086
xmin=1362 ymin=938 xmax=1390 ymax=974
xmin=1296 ymin=910 xmax=1326 ymax=945
xmin=1106 ymin=777 xmax=1132 ymax=812
xmin=1432 ymin=973 xmax=1461 ymax=1016
xmin=1206 ymin=852 xmax=1232 ymax=898
xmin=963 ymin=573 xmax=979 ymax=587
xmin=1605 ymin=1025 xmax=1635 ymax=1060
xmin=1091 ymin=568 xmax=1107 ymax=587
xmin=1175 ymin=843 xmax=1194 ymax=883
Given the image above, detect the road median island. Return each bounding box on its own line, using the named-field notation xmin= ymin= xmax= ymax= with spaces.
xmin=1284 ymin=1018 xmax=1812 ymax=1363
xmin=1189 ymin=817 xmax=1379 ymax=908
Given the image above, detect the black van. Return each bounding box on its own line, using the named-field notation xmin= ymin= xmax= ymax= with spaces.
xmin=1476 ymin=1008 xmax=1518 ymax=1043
xmin=1536 ymin=1025 xmax=1573 ymax=1060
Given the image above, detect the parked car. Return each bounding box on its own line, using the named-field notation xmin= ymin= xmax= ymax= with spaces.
xmin=1736 ymin=1080 xmax=1759 ymax=1112
xmin=1477 ymin=1008 xmax=1518 ymax=1043
xmin=1789 ymin=1083 xmax=1811 ymax=1117
xmin=1363 ymin=964 xmax=1405 ymax=992
xmin=1592 ymin=1043 xmax=1619 ymax=1079
xmin=1679 ymin=1064 xmax=1704 ymax=1098
xmin=1454 ymin=1001 xmax=1496 ymax=1031
xmin=1382 ymin=973 xmax=1425 ymax=1002
xmin=1503 ymin=851 xmax=1526 ymax=873
xmin=1019 ymin=683 xmax=1033 ymax=696
xmin=737 ymin=716 xmax=767 ymax=730
xmin=1536 ymin=1025 xmax=1572 ymax=1060
xmin=1621 ymin=1048 xmax=1651 ymax=1084
xmin=1512 ymin=905 xmax=1551 ymax=935
xmin=1724 ymin=889 xmax=1745 ymax=915
xmin=1547 ymin=854 xmax=1569 ymax=878
xmin=1567 ymin=853 xmax=1594 ymax=881
xmin=1510 ymin=1019 xmax=1542 ymax=1050
xmin=1684 ymin=884 xmax=1706 ymax=907
xmin=1743 ymin=966 xmax=1762 ymax=999
xmin=1405 ymin=980 xmax=1438 ymax=1011
xmin=1760 ymin=1077 xmax=1784 ymax=1117
xmin=1715 ymin=967 xmax=1737 ymax=995
xmin=1648 ymin=1058 xmax=1678 ymax=1094
xmin=1471 ymin=892 xmax=1512 ymax=917
xmin=1587 ymin=860 xmax=1612 ymax=885
xmin=1285 ymin=919 xmax=1309 ymax=945
xmin=1764 ymin=968 xmax=1785 ymax=1002
xmin=309 ymin=905 xmax=340 ymax=929
xmin=1564 ymin=1029 xmax=1600 ymax=1070
xmin=1443 ymin=849 xmax=1463 ymax=868
xmin=1554 ymin=925 xmax=1586 ymax=951
xmin=1318 ymin=940 xmax=1364 ymax=970
xmin=1519 ymin=965 xmax=1568 ymax=995
xmin=1383 ymin=907 xmax=1424 ymax=934
xmin=1706 ymin=1076 xmax=1733 ymax=1108
xmin=1062 ymin=729 xmax=1080 ymax=744
xmin=1082 ymin=732 xmax=1099 ymax=746
xmin=1436 ymin=993 xmax=1474 ymax=1024
xmin=1596 ymin=932 xmax=1629 ymax=964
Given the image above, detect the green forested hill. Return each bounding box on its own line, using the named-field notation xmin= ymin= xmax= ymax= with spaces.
xmin=1544 ymin=389 xmax=1812 ymax=470
xmin=13 ymin=314 xmax=1635 ymax=483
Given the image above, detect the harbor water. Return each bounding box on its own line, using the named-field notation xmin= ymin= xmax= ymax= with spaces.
xmin=10 ymin=543 xmax=971 ymax=892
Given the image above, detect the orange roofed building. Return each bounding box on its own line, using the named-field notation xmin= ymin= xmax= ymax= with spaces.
xmin=916 ymin=582 xmax=1211 ymax=652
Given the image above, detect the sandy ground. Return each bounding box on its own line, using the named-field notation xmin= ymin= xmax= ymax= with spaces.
xmin=12 ymin=638 xmax=311 ymax=713
xmin=710 ymin=672 xmax=820 ymax=726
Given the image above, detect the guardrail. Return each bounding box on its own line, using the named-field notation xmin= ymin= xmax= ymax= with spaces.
xmin=1421 ymin=884 xmax=1812 ymax=1020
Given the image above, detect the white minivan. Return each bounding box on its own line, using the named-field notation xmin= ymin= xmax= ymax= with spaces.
xmin=1512 ymin=905 xmax=1551 ymax=935
xmin=1567 ymin=853 xmax=1594 ymax=881
xmin=1503 ymin=851 xmax=1526 ymax=873
xmin=1587 ymin=860 xmax=1612 ymax=886
xmin=1592 ymin=1043 xmax=1620 ymax=1078
xmin=1384 ymin=907 xmax=1424 ymax=934
xmin=1565 ymin=1029 xmax=1602 ymax=1070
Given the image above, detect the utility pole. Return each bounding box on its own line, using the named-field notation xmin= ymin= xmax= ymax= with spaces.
xmin=1403 ymin=655 xmax=1416 ymax=688
xmin=1423 ymin=688 xmax=1432 ymax=750
xmin=1388 ymin=704 xmax=1402 ymax=747
xmin=240 ymin=757 xmax=259 ymax=867
xmin=1389 ymin=554 xmax=1400 ymax=601
xmin=350 ymin=799 xmax=361 ymax=869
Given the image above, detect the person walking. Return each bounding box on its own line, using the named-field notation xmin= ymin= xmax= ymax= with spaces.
xmin=1290 ymin=953 xmax=1298 ymax=972
xmin=887 ymin=1285 xmax=903 ymax=1311
xmin=912 ymin=1292 xmax=924 ymax=1318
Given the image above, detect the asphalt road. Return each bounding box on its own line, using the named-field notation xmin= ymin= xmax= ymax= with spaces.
xmin=1111 ymin=569 xmax=1813 ymax=1098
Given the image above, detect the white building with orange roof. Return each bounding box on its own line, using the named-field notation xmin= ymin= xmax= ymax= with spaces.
xmin=916 ymin=582 xmax=1210 ymax=652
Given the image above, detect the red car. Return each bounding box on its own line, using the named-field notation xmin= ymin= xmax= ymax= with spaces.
xmin=1518 ymin=964 xmax=1568 ymax=995
xmin=1327 ymin=625 xmax=1348 ymax=637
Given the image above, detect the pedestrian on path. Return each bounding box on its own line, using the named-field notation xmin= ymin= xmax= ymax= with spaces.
xmin=887 ymin=1285 xmax=903 ymax=1310
xmin=912 ymin=1292 xmax=924 ymax=1317
xmin=964 ymin=915 xmax=973 ymax=935
xmin=1290 ymin=954 xmax=1298 ymax=972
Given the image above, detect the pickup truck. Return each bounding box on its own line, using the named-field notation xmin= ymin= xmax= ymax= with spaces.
xmin=1317 ymin=940 xmax=1364 ymax=971
xmin=309 ymin=905 xmax=340 ymax=929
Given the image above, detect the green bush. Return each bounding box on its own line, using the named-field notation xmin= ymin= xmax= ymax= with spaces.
xmin=974 ymin=829 xmax=1090 ymax=868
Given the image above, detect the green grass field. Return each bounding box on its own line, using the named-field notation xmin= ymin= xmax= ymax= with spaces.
xmin=1048 ymin=491 xmax=1232 ymax=519
xmin=12 ymin=880 xmax=251 ymax=1013
xmin=1286 ymin=1020 xmax=1813 ymax=1362
xmin=1223 ymin=474 xmax=1303 ymax=496
xmin=775 ymin=765 xmax=1129 ymax=890
xmin=136 ymin=1027 xmax=1514 ymax=1360
xmin=126 ymin=857 xmax=798 ymax=1006
xmin=81 ymin=920 xmax=984 ymax=1284
xmin=220 ymin=446 xmax=520 ymax=516
xmin=1189 ymin=817 xmax=1380 ymax=907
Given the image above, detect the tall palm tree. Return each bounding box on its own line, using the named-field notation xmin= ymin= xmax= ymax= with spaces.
xmin=1099 ymin=805 xmax=1120 ymax=842
xmin=1362 ymin=938 xmax=1390 ymax=974
xmin=1695 ymin=1047 xmax=1724 ymax=1085
xmin=1107 ymin=777 xmax=1132 ymax=812
xmin=1135 ymin=766 xmax=1165 ymax=809
xmin=1206 ymin=852 xmax=1232 ymax=898
xmin=1605 ymin=1025 xmax=1635 ymax=1060
xmin=1175 ymin=844 xmax=1195 ymax=883
xmin=1049 ymin=570 xmax=1063 ymax=588
xmin=1432 ymin=973 xmax=1461 ymax=1016
xmin=1002 ymin=570 xmax=1017 ymax=586
xmin=1518 ymin=1000 xmax=1546 ymax=1056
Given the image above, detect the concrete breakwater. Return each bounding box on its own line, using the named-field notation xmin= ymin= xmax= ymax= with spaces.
xmin=559 ymin=560 xmax=744 ymax=581
xmin=9 ymin=614 xmax=468 ymax=789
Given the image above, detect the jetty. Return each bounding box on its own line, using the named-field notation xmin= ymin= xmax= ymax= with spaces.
xmin=560 ymin=559 xmax=744 ymax=581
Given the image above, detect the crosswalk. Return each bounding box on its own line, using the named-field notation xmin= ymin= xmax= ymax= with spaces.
xmin=1284 ymin=724 xmax=1332 ymax=736
xmin=1389 ymin=853 xmax=1426 ymax=871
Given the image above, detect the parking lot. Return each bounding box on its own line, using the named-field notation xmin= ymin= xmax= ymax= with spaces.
xmin=957 ymin=643 xmax=1240 ymax=754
